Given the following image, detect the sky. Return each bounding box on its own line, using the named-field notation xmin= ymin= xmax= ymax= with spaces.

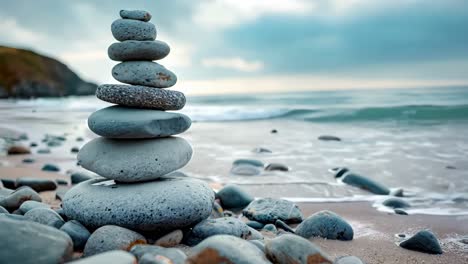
xmin=1 ymin=0 xmax=468 ymax=94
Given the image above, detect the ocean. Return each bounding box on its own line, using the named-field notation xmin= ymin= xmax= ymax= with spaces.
xmin=1 ymin=86 xmax=468 ymax=215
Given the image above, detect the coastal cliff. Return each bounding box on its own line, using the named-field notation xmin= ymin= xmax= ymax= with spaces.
xmin=0 ymin=46 xmax=96 ymax=98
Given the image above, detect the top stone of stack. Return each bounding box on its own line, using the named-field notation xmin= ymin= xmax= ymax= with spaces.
xmin=120 ymin=10 xmax=152 ymax=22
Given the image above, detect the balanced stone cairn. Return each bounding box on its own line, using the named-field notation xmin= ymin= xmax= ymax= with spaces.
xmin=62 ymin=10 xmax=214 ymax=234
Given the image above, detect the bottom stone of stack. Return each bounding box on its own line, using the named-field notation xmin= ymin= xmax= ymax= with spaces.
xmin=62 ymin=177 xmax=214 ymax=232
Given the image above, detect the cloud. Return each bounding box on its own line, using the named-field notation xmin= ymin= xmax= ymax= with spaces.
xmin=201 ymin=57 xmax=264 ymax=72
xmin=0 ymin=18 xmax=46 ymax=44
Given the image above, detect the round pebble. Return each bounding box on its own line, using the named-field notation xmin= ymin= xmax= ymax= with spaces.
xmin=120 ymin=10 xmax=152 ymax=21
xmin=111 ymin=19 xmax=156 ymax=41
xmin=112 ymin=61 xmax=177 ymax=88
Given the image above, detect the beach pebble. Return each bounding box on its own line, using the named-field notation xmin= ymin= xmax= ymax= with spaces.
xmin=22 ymin=158 xmax=34 ymax=164
xmin=247 ymin=220 xmax=265 ymax=230
xmin=24 ymin=208 xmax=65 ymax=228
xmin=56 ymin=188 xmax=68 ymax=201
xmin=296 ymin=210 xmax=353 ymax=241
xmin=155 ymin=229 xmax=183 ymax=247
xmin=120 ymin=9 xmax=152 ymax=22
xmin=111 ymin=19 xmax=156 ymax=41
xmin=185 ymin=217 xmax=251 ymax=246
xmin=216 ymin=184 xmax=254 ymax=209
xmin=271 ymin=129 xmax=278 ymax=133
xmin=265 ymin=163 xmax=289 ymax=172
xmin=109 ymin=40 xmax=170 ymax=61
xmin=96 ymin=84 xmax=186 ymax=110
xmin=335 ymin=256 xmax=365 ymax=264
xmin=0 ymin=216 xmax=73 ymax=263
xmin=0 ymin=178 xmax=16 ymax=189
xmin=318 ymin=135 xmax=341 ymax=141
xmin=63 ymin=177 xmax=214 ymax=232
xmin=7 ymin=145 xmax=31 ymax=155
xmin=187 ymin=235 xmax=270 ymax=264
xmin=88 ymin=106 xmax=191 ymax=139
xmin=383 ymin=198 xmax=410 ymax=209
xmin=139 ymin=254 xmax=174 ymax=264
xmin=112 ymin=61 xmax=177 ymax=88
xmin=210 ymin=201 xmax=224 ymax=218
xmin=0 ymin=187 xmax=41 ymax=211
xmin=390 ymin=188 xmax=404 ymax=197
xmin=71 ymin=250 xmax=136 ymax=264
xmin=78 ymin=137 xmax=192 ymax=182
xmin=56 ymin=179 xmax=68 ymax=185
xmin=230 ymin=164 xmax=263 ymax=176
xmin=339 ymin=172 xmax=390 ymax=195
xmin=243 ymin=197 xmax=303 ymax=224
xmin=252 ymin=147 xmax=272 ymax=153
xmin=76 ymin=137 xmax=84 ymax=142
xmin=84 ymin=225 xmax=147 ymax=257
xmin=60 ymin=220 xmax=91 ymax=250
xmin=42 ymin=163 xmax=60 ymax=172
xmin=247 ymin=227 xmax=264 ymax=240
xmin=233 ymin=159 xmax=264 ymax=167
xmin=71 ymin=146 xmax=80 ymax=153
xmin=265 ymin=234 xmax=332 ymax=264
xmin=47 ymin=140 xmax=62 ymax=147
xmin=263 ymin=224 xmax=277 ymax=233
xmin=18 ymin=200 xmax=50 ymax=214
xmin=275 ymin=219 xmax=295 ymax=233
xmin=249 ymin=240 xmax=265 ymax=252
xmin=16 ymin=177 xmax=57 ymax=192
xmin=70 ymin=170 xmax=97 ymax=184
xmin=131 ymin=245 xmax=187 ymax=264
xmin=37 ymin=148 xmax=51 ymax=154
xmin=399 ymin=230 xmax=442 ymax=254
xmin=30 ymin=142 xmax=38 ymax=147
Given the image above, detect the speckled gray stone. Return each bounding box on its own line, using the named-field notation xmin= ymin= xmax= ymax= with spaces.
xmin=295 ymin=210 xmax=354 ymax=241
xmin=109 ymin=40 xmax=170 ymax=61
xmin=111 ymin=19 xmax=156 ymax=41
xmin=130 ymin=245 xmax=187 ymax=264
xmin=112 ymin=61 xmax=177 ymax=88
xmin=71 ymin=250 xmax=136 ymax=264
xmin=24 ymin=208 xmax=65 ymax=228
xmin=0 ymin=187 xmax=41 ymax=211
xmin=77 ymin=137 xmax=192 ymax=182
xmin=243 ymin=198 xmax=303 ymax=224
xmin=83 ymin=225 xmax=147 ymax=257
xmin=96 ymin=84 xmax=186 ymax=110
xmin=0 ymin=216 xmax=73 ymax=264
xmin=60 ymin=220 xmax=91 ymax=250
xmin=216 ymin=184 xmax=254 ymax=209
xmin=188 ymin=235 xmax=270 ymax=264
xmin=88 ymin=106 xmax=191 ymax=139
xmin=265 ymin=234 xmax=332 ymax=264
xmin=120 ymin=10 xmax=152 ymax=22
xmin=185 ymin=217 xmax=251 ymax=246
xmin=63 ymin=177 xmax=214 ymax=232
xmin=18 ymin=200 xmax=50 ymax=214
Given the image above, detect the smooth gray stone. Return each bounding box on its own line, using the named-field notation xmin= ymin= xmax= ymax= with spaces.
xmin=230 ymin=164 xmax=262 ymax=176
xmin=243 ymin=198 xmax=303 ymax=224
xmin=60 ymin=220 xmax=91 ymax=250
xmin=111 ymin=19 xmax=156 ymax=41
xmin=63 ymin=177 xmax=214 ymax=232
xmin=71 ymin=250 xmax=136 ymax=264
xmin=0 ymin=178 xmax=16 ymax=189
xmin=187 ymin=235 xmax=270 ymax=264
xmin=120 ymin=9 xmax=152 ymax=21
xmin=155 ymin=229 xmax=183 ymax=247
xmin=399 ymin=230 xmax=443 ymax=254
xmin=275 ymin=219 xmax=295 ymax=233
xmin=247 ymin=227 xmax=264 ymax=240
xmin=0 ymin=206 xmax=8 ymax=214
xmin=246 ymin=220 xmax=265 ymax=230
xmin=70 ymin=170 xmax=97 ymax=184
xmin=24 ymin=208 xmax=65 ymax=228
xmin=263 ymin=224 xmax=277 ymax=233
xmin=19 ymin=200 xmax=50 ymax=214
xmin=394 ymin=209 xmax=408 ymax=215
xmin=23 ymin=158 xmax=35 ymax=163
xmin=56 ymin=179 xmax=68 ymax=185
xmin=130 ymin=245 xmax=186 ymax=264
xmin=335 ymin=256 xmax=365 ymax=264
xmin=318 ymin=135 xmax=341 ymax=141
xmin=96 ymin=84 xmax=186 ymax=110
xmin=71 ymin=146 xmax=80 ymax=153
xmin=88 ymin=106 xmax=191 ymax=139
xmin=84 ymin=225 xmax=146 ymax=257
xmin=185 ymin=217 xmax=251 ymax=246
xmin=78 ymin=137 xmax=192 ymax=182
xmin=42 ymin=163 xmax=60 ymax=172
xmin=112 ymin=61 xmax=177 ymax=88
xmin=0 ymin=187 xmax=41 ymax=211
xmin=265 ymin=234 xmax=332 ymax=264
xmin=16 ymin=177 xmax=57 ymax=192
xmin=0 ymin=216 xmax=73 ymax=263
xmin=295 ymin=210 xmax=354 ymax=241
xmin=216 ymin=184 xmax=254 ymax=209
xmin=382 ymin=198 xmax=410 ymax=209
xmin=233 ymin=159 xmax=264 ymax=167
xmin=108 ymin=40 xmax=170 ymax=61
xmin=341 ymin=173 xmax=390 ymax=195
xmin=265 ymin=163 xmax=289 ymax=172
xmin=37 ymin=148 xmax=51 ymax=154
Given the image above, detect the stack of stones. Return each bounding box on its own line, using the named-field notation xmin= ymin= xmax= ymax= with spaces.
xmin=62 ymin=10 xmax=214 ymax=235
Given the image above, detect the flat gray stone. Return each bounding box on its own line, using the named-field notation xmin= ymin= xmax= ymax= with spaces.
xmin=0 ymin=187 xmax=41 ymax=211
xmin=185 ymin=217 xmax=251 ymax=246
xmin=71 ymin=250 xmax=136 ymax=264
xmin=77 ymin=137 xmax=192 ymax=182
xmin=63 ymin=177 xmax=214 ymax=232
xmin=96 ymin=84 xmax=186 ymax=110
xmin=187 ymin=235 xmax=270 ymax=264
xmin=0 ymin=216 xmax=73 ymax=264
xmin=243 ymin=198 xmax=303 ymax=224
xmin=120 ymin=9 xmax=152 ymax=22
xmin=216 ymin=184 xmax=254 ymax=209
xmin=265 ymin=234 xmax=332 ymax=264
xmin=16 ymin=177 xmax=57 ymax=192
xmin=295 ymin=210 xmax=354 ymax=241
xmin=83 ymin=225 xmax=146 ymax=257
xmin=111 ymin=19 xmax=156 ymax=41
xmin=60 ymin=220 xmax=91 ymax=251
xmin=109 ymin=40 xmax=170 ymax=61
xmin=88 ymin=106 xmax=191 ymax=139
xmin=112 ymin=61 xmax=177 ymax=88
xmin=24 ymin=208 xmax=65 ymax=228
xmin=18 ymin=200 xmax=50 ymax=214
xmin=130 ymin=245 xmax=187 ymax=264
